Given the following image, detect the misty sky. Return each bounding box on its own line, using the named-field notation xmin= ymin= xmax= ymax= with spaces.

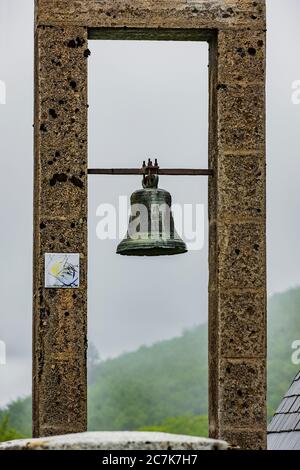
xmin=0 ymin=0 xmax=300 ymax=407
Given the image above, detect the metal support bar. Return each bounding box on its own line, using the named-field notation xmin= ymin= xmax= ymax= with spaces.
xmin=88 ymin=168 xmax=213 ymax=176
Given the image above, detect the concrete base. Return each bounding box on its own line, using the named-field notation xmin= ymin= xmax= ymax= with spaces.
xmin=0 ymin=431 xmax=228 ymax=451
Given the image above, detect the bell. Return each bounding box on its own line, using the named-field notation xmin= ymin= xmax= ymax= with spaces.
xmin=117 ymin=160 xmax=187 ymax=256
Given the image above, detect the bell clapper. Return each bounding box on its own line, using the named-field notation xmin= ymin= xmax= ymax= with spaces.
xmin=142 ymin=158 xmax=159 ymax=189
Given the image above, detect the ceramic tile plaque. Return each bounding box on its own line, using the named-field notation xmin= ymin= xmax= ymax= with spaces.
xmin=44 ymin=253 xmax=80 ymax=288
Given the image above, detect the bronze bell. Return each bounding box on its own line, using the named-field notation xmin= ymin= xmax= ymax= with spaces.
xmin=117 ymin=159 xmax=187 ymax=256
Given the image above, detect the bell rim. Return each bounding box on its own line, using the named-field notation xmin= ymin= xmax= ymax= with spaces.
xmin=116 ymin=238 xmax=188 ymax=256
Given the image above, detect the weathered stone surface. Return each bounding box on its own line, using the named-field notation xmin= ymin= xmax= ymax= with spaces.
xmin=37 ymin=361 xmax=87 ymax=435
xmin=36 ymin=287 xmax=87 ymax=354
xmin=218 ymin=29 xmax=266 ymax=84
xmin=209 ymin=17 xmax=266 ymax=449
xmin=218 ymin=153 xmax=265 ymax=219
xmin=218 ymin=222 xmax=265 ymax=290
xmin=206 ymin=16 xmax=266 ymax=445
xmin=39 ymin=219 xmax=87 ymax=255
xmin=37 ymin=26 xmax=88 ymax=219
xmin=33 ymin=24 xmax=88 ymax=438
xmin=209 ymin=20 xmax=266 ymax=449
xmin=220 ymin=429 xmax=266 ymax=450
xmin=219 ymin=359 xmax=266 ymax=427
xmin=0 ymin=432 xmax=229 ymax=451
xmin=219 ymin=290 xmax=266 ymax=357
xmin=208 ymin=289 xmax=219 ymax=439
xmin=35 ymin=0 xmax=266 ymax=29
xmin=218 ymin=84 xmax=265 ymax=152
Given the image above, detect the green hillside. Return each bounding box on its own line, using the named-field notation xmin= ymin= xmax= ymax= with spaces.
xmin=1 ymin=287 xmax=300 ymax=441
xmin=88 ymin=325 xmax=208 ymax=432
xmin=267 ymin=287 xmax=300 ymax=412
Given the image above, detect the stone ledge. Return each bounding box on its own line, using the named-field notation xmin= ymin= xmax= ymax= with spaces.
xmin=0 ymin=431 xmax=228 ymax=451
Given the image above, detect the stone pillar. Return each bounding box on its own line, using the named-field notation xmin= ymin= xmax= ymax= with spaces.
xmin=208 ymin=29 xmax=266 ymax=449
xmin=33 ymin=24 xmax=88 ymax=436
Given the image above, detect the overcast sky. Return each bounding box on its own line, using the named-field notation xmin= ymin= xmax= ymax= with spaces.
xmin=0 ymin=0 xmax=300 ymax=407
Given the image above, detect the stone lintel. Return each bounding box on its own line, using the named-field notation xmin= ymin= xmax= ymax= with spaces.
xmin=35 ymin=0 xmax=266 ymax=30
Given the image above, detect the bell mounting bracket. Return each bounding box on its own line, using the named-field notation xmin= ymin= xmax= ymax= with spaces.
xmin=88 ymin=158 xmax=213 ymax=177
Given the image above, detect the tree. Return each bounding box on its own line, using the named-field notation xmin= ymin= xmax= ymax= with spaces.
xmin=0 ymin=416 xmax=24 ymax=442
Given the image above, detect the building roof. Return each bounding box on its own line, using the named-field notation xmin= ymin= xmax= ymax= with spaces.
xmin=268 ymin=370 xmax=300 ymax=450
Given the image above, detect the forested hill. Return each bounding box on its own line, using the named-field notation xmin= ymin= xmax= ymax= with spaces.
xmin=267 ymin=287 xmax=300 ymax=410
xmin=88 ymin=324 xmax=208 ymax=431
xmin=1 ymin=287 xmax=300 ymax=439
xmin=89 ymin=286 xmax=300 ymax=430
